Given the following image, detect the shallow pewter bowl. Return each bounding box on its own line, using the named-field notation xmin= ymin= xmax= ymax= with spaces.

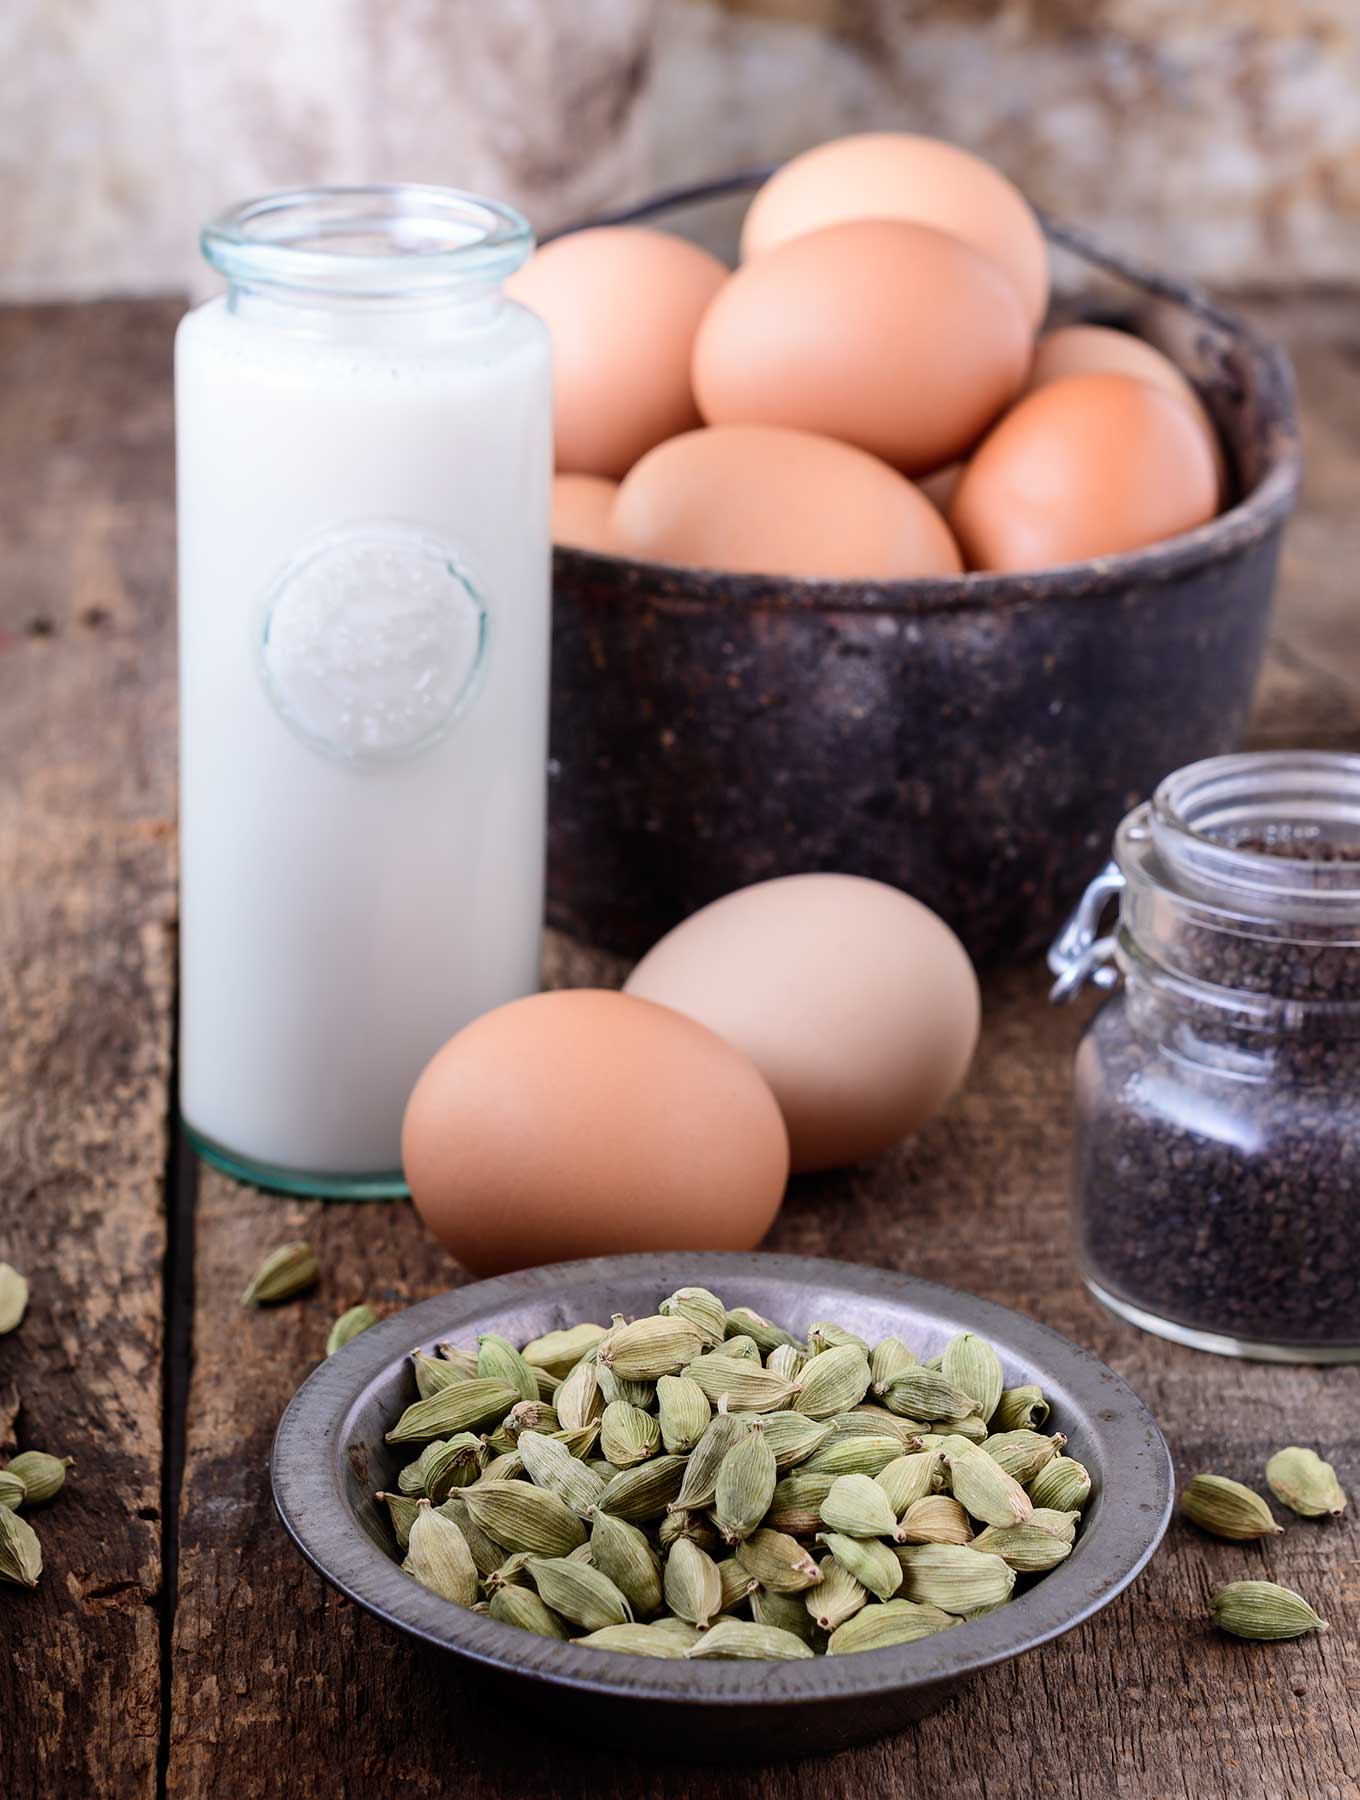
xmin=272 ymin=1252 xmax=1172 ymax=1760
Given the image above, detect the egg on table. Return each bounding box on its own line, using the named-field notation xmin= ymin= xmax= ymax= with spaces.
xmin=948 ymin=371 xmax=1220 ymax=573
xmin=739 ymin=131 xmax=1051 ymax=330
xmin=624 ymin=874 xmax=981 ymax=1173
xmin=507 ymin=226 xmax=728 ymax=479
xmin=611 ymin=424 xmax=962 ymax=580
xmin=693 ymin=220 xmax=1029 ymax=477
xmin=402 ymin=989 xmax=789 ymax=1276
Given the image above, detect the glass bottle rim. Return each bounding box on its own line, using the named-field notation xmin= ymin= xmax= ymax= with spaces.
xmin=201 ymin=184 xmax=534 ymax=299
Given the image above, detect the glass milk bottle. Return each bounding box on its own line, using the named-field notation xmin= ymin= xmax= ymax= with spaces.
xmin=176 ymin=187 xmax=552 ymax=1195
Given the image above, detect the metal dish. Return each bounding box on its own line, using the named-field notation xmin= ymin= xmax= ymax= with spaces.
xmin=545 ymin=176 xmax=1302 ymax=963
xmin=272 ymin=1251 xmax=1172 ymax=1759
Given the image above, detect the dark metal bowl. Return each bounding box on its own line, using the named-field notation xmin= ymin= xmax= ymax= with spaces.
xmin=271 ymin=1251 xmax=1172 ymax=1760
xmin=546 ymin=179 xmax=1302 ymax=962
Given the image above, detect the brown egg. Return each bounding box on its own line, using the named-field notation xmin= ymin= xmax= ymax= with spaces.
xmin=402 ymin=989 xmax=789 ymax=1276
xmin=624 ymin=875 xmax=980 ymax=1173
xmin=552 ymin=473 xmax=618 ymax=553
xmin=507 ymin=227 xmax=727 ymax=479
xmin=693 ymin=220 xmax=1030 ymax=475
xmin=949 ymin=372 xmax=1220 ymax=574
xmin=740 ymin=132 xmax=1050 ymax=328
xmin=918 ymin=461 xmax=966 ymax=514
xmin=1026 ymin=323 xmax=1228 ymax=498
xmin=612 ymin=424 xmax=963 ymax=581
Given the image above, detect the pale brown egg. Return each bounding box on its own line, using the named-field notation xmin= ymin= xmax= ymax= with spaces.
xmin=1026 ymin=323 xmax=1228 ymax=498
xmin=740 ymin=132 xmax=1050 ymax=329
xmin=612 ymin=424 xmax=963 ymax=581
xmin=948 ymin=372 xmax=1220 ymax=574
xmin=692 ymin=220 xmax=1030 ymax=476
xmin=552 ymin=473 xmax=618 ymax=553
xmin=624 ymin=874 xmax=980 ymax=1173
xmin=506 ymin=227 xmax=727 ymax=479
xmin=402 ymin=989 xmax=789 ymax=1276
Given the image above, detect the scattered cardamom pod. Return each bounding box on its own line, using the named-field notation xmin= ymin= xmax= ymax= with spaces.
xmin=658 ymin=1286 xmax=729 ymax=1348
xmin=714 ymin=1428 xmax=777 ymax=1545
xmin=941 ymin=1333 xmax=1004 ymax=1424
xmin=806 ymin=1555 xmax=868 ymax=1632
xmin=664 ymin=1536 xmax=723 ymax=1628
xmin=0 ymin=1264 xmax=29 ymax=1336
xmin=895 ymin=1494 xmax=974 ymax=1546
xmin=407 ymin=1502 xmax=479 ymax=1606
xmin=477 ymin=1333 xmax=539 ymax=1404
xmin=1026 ymin=1454 xmax=1091 ymax=1513
xmin=600 ymin=1399 xmax=661 ymax=1469
xmin=326 ymin=1304 xmax=377 ymax=1356
xmin=520 ymin=1323 xmax=607 ymax=1378
xmin=600 ymin=1315 xmax=704 ymax=1381
xmin=895 ymin=1542 xmax=1016 ymax=1614
xmin=685 ymin=1618 xmax=814 ymax=1660
xmin=460 ymin=1480 xmax=588 ymax=1557
xmin=0 ymin=1505 xmax=42 ymax=1587
xmin=946 ymin=1446 xmax=1034 ymax=1528
xmin=530 ymin=1556 xmax=633 ymax=1632
xmin=487 ymin=1583 xmax=569 ymax=1638
xmin=1181 ymin=1474 xmax=1282 ymax=1542
xmin=0 ymin=1470 xmax=27 ymax=1511
xmin=576 ymin=1623 xmax=688 ymax=1657
xmin=240 ymin=1241 xmax=318 ymax=1307
xmin=819 ymin=1472 xmax=899 ymax=1540
xmin=1265 ymin=1447 xmax=1347 ymax=1519
xmin=816 ymin=1531 xmax=902 ymax=1602
xmin=1210 ymin=1579 xmax=1328 ymax=1641
xmin=993 ymin=1385 xmax=1050 ymax=1432
xmin=655 ymin=1374 xmax=710 ymax=1455
xmin=792 ymin=1345 xmax=872 ymax=1419
xmin=826 ymin=1597 xmax=958 ymax=1654
xmin=971 ymin=1522 xmax=1073 ymax=1572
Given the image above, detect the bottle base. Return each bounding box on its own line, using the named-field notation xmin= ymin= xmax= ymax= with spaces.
xmin=1084 ymin=1277 xmax=1360 ymax=1365
xmin=185 ymin=1122 xmax=409 ymax=1201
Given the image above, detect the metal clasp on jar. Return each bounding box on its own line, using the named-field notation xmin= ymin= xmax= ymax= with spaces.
xmin=1048 ymin=860 xmax=1126 ymax=1003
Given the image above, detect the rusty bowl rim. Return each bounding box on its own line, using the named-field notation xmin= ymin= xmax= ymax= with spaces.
xmin=547 ymin=171 xmax=1303 ymax=618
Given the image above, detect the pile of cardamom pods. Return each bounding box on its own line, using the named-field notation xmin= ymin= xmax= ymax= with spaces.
xmin=373 ymin=1286 xmax=1091 ymax=1659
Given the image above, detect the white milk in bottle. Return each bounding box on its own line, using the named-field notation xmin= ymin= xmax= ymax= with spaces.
xmin=175 ymin=187 xmax=551 ymax=1193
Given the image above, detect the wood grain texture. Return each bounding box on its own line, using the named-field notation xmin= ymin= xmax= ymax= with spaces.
xmin=3 ymin=293 xmax=1357 ymax=1799
xmin=0 ymin=302 xmax=183 ymax=1800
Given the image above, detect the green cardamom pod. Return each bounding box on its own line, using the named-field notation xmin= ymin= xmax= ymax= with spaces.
xmin=407 ymin=1503 xmax=479 ymax=1606
xmin=554 ymin=1356 xmax=605 ymax=1433
xmin=411 ymin=1351 xmax=465 ymax=1399
xmin=480 ymin=1450 xmax=524 ymax=1483
xmin=658 ymin=1285 xmax=729 ymax=1348
xmin=1265 ymin=1447 xmax=1347 ymax=1519
xmin=600 ymin=1400 xmax=661 ymax=1469
xmin=435 ymin=1343 xmax=480 ymax=1379
xmin=941 ymin=1333 xmax=1004 ymax=1425
xmin=807 ymin=1321 xmax=870 ymax=1357
xmin=945 ymin=1446 xmax=1033 ymax=1528
xmin=599 ymin=1315 xmax=704 ymax=1381
xmin=682 ymin=1356 xmax=798 ymax=1412
xmin=749 ymin=1583 xmax=817 ymax=1644
xmin=879 ymin=1368 xmax=978 ymax=1423
xmin=595 ymin=1361 xmax=657 ymax=1410
xmin=435 ymin=1495 xmax=505 ymax=1578
xmin=0 ymin=1264 xmax=29 ymax=1335
xmin=1026 ymin=1455 xmax=1091 ymax=1514
xmin=503 ymin=1400 xmax=559 ymax=1440
xmin=476 ymin=1331 xmax=539 ymax=1403
xmin=804 ymin=1433 xmax=907 ymax=1478
xmin=819 ymin=1472 xmax=899 ymax=1539
xmin=0 ymin=1470 xmax=27 ymax=1511
xmin=716 ymin=1556 xmax=759 ymax=1613
xmin=713 ymin=1428 xmax=777 ymax=1545
xmin=588 ymin=1507 xmax=664 ymax=1617
xmin=875 ymin=1450 xmax=943 ymax=1517
xmin=759 ymin=1411 xmax=833 ymax=1471
xmin=385 ymin=1380 xmax=520 ymax=1444
xmin=655 ymin=1374 xmax=711 ymax=1455
xmin=832 ymin=1408 xmax=923 ymax=1446
xmin=596 ymin=1454 xmax=688 ymax=1522
xmin=658 ymin=1508 xmax=723 ymax=1555
xmin=721 ymin=1335 xmax=763 ymax=1364
xmin=685 ymin=1618 xmax=814 ymax=1660
xmin=240 ymin=1241 xmax=319 ymax=1307
xmin=895 ymin=1494 xmax=974 ymax=1546
xmin=736 ymin=1527 xmax=824 ymax=1594
xmin=793 ymin=1345 xmax=873 ymax=1419
xmin=1029 ymin=1507 xmax=1081 ymax=1542
xmin=815 ymin=1532 xmax=902 ymax=1602
xmin=422 ymin=1434 xmax=487 ymax=1504
xmin=529 ymin=1556 xmax=633 ymax=1631
xmin=1210 ymin=1579 xmax=1328 ymax=1641
xmin=326 ymin=1304 xmax=377 ymax=1356
xmin=895 ymin=1542 xmax=1016 ymax=1614
xmin=487 ymin=1583 xmax=569 ymax=1638
xmin=483 ymin=1549 xmax=536 ymax=1591
xmin=374 ymin=1490 xmax=420 ymax=1550
xmin=664 ymin=1536 xmax=724 ymax=1627
xmin=647 ymin=1615 xmax=708 ymax=1647
xmin=1181 ymin=1474 xmax=1282 ymax=1542
xmin=398 ymin=1439 xmax=449 ymax=1496
xmin=971 ymin=1522 xmax=1073 ymax=1572
xmin=869 ymin=1336 xmax=918 ymax=1393
xmin=671 ymin=1411 xmax=751 ymax=1512
xmin=805 ymin=1556 xmax=868 ymax=1632
xmin=519 ymin=1323 xmax=606 ymax=1378
xmin=460 ymin=1480 xmax=587 ymax=1557
xmin=826 ymin=1597 xmax=957 ymax=1655
xmin=724 ymin=1307 xmax=798 ymax=1356
xmin=765 ymin=1470 xmax=837 ymax=1535
xmin=576 ymin=1623 xmax=688 ymax=1657
xmin=766 ymin=1342 xmax=810 ymax=1383
xmin=518 ymin=1430 xmax=608 ymax=1517
xmin=993 ymin=1385 xmax=1050 ymax=1432
xmin=0 ymin=1505 xmax=42 ymax=1587
xmin=982 ymin=1429 xmax=1067 ymax=1483
xmin=533 ymin=1367 xmax=561 ymax=1402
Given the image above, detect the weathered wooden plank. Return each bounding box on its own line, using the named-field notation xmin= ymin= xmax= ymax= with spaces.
xmin=0 ymin=302 xmax=183 ymax=1800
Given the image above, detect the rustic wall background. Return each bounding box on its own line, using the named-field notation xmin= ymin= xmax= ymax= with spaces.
xmin=3 ymin=0 xmax=1358 ymax=302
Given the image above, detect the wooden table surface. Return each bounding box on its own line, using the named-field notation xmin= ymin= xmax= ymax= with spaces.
xmin=1 ymin=296 xmax=1357 ymax=1800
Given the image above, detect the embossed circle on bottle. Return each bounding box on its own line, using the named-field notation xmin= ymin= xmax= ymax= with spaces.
xmin=259 ymin=525 xmax=488 ymax=763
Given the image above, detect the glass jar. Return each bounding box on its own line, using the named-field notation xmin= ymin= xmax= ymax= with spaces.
xmin=1051 ymin=750 xmax=1360 ymax=1362
xmin=175 ymin=187 xmax=552 ymax=1196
